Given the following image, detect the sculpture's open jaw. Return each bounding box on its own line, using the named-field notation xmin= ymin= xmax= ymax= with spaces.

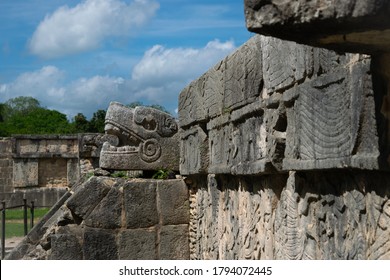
xmin=102 ymin=123 xmax=141 ymax=154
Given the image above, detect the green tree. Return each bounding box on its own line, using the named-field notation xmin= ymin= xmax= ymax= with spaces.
xmin=4 ymin=96 xmax=41 ymax=120
xmin=0 ymin=103 xmax=6 ymax=122
xmin=73 ymin=113 xmax=90 ymax=133
xmin=4 ymin=107 xmax=73 ymax=135
xmin=89 ymin=109 xmax=106 ymax=133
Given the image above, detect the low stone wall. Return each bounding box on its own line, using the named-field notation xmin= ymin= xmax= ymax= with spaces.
xmin=0 ymin=134 xmax=113 ymax=208
xmin=7 ymin=176 xmax=190 ymax=260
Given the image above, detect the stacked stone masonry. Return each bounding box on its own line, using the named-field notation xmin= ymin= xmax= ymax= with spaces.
xmin=0 ymin=134 xmax=114 ymax=207
xmin=179 ymin=34 xmax=390 ymax=259
xmin=6 ymin=176 xmax=190 ymax=260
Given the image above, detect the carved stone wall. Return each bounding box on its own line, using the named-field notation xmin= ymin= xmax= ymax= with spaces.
xmin=180 ymin=34 xmax=390 ymax=259
xmin=188 ymin=172 xmax=390 ymax=260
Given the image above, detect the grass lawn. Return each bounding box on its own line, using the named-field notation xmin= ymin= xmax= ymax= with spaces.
xmin=1 ymin=208 xmax=50 ymax=238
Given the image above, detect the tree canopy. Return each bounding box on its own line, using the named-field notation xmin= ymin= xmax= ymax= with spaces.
xmin=0 ymin=96 xmax=171 ymax=136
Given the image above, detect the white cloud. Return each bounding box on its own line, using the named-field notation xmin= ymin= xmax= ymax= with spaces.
xmin=132 ymin=39 xmax=235 ymax=85
xmin=29 ymin=0 xmax=159 ymax=58
xmin=0 ymin=66 xmax=65 ymax=101
xmin=2 ymin=39 xmax=237 ymax=118
xmin=129 ymin=39 xmax=236 ymax=107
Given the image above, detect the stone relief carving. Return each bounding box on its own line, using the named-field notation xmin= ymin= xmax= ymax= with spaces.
xmin=188 ymin=172 xmax=390 ymax=260
xmin=100 ymin=102 xmax=179 ymax=171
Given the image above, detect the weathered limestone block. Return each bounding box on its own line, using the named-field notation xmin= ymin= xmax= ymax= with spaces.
xmin=179 ymin=35 xmax=263 ymax=128
xmin=160 ymin=225 xmax=190 ymax=260
xmin=13 ymin=135 xmax=78 ymax=158
xmin=157 ymin=179 xmax=189 ymax=225
xmin=180 ymin=125 xmax=209 ymax=175
xmin=188 ymin=172 xmax=390 ymax=260
xmin=66 ymin=176 xmax=115 ymax=220
xmin=283 ymin=54 xmax=381 ymax=170
xmin=244 ymin=0 xmax=390 ymax=53
xmin=100 ymin=102 xmax=179 ymax=171
xmin=13 ymin=159 xmax=38 ymax=187
xmin=124 ymin=180 xmax=158 ymax=228
xmin=48 ymin=225 xmax=83 ymax=260
xmin=119 ymin=229 xmax=157 ymax=259
xmin=83 ymin=227 xmax=118 ymax=260
xmin=85 ymin=186 xmax=122 ymax=229
xmin=207 ymin=105 xmax=271 ymax=174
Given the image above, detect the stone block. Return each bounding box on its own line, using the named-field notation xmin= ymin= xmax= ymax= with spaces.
xmin=157 ymin=180 xmax=189 ymax=225
xmin=179 ymin=36 xmax=263 ymax=128
xmin=85 ymin=186 xmax=122 ymax=229
xmin=160 ymin=225 xmax=189 ymax=260
xmin=38 ymin=158 xmax=67 ymax=188
xmin=83 ymin=227 xmax=118 ymax=260
xmin=13 ymin=159 xmax=38 ymax=187
xmin=14 ymin=135 xmax=78 ymax=158
xmin=49 ymin=234 xmax=83 ymax=260
xmin=66 ymin=176 xmax=114 ymax=220
xmin=124 ymin=180 xmax=158 ymax=228
xmin=180 ymin=126 xmax=209 ymax=175
xmin=261 ymin=36 xmax=313 ymax=93
xmin=207 ymin=104 xmax=271 ymax=175
xmin=244 ymin=0 xmax=390 ymax=53
xmin=67 ymin=158 xmax=80 ymax=187
xmin=223 ymin=35 xmax=263 ymax=110
xmin=100 ymin=103 xmax=180 ymax=171
xmin=283 ymin=56 xmax=382 ymax=170
xmin=118 ymin=228 xmax=157 ymax=259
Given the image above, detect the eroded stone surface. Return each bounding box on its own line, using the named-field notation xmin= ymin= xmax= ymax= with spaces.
xmin=189 ymin=172 xmax=390 ymax=260
xmin=100 ymin=102 xmax=179 ymax=171
xmin=7 ymin=177 xmax=190 ymax=260
xmin=179 ymin=35 xmax=387 ymax=174
xmin=244 ymin=0 xmax=390 ymax=53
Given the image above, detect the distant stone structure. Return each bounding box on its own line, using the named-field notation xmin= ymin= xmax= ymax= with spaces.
xmin=100 ymin=102 xmax=179 ymax=171
xmin=0 ymin=134 xmax=115 ymax=207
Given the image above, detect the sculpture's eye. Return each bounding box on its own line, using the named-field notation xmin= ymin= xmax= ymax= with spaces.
xmin=141 ymin=116 xmax=157 ymax=131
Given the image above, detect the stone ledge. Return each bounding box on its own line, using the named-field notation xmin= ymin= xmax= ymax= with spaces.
xmin=244 ymin=0 xmax=390 ymax=53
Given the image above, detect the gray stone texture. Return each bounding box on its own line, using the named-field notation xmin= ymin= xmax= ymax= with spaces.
xmin=188 ymin=172 xmax=390 ymax=260
xmin=160 ymin=225 xmax=190 ymax=260
xmin=85 ymin=186 xmax=122 ymax=229
xmin=124 ymin=180 xmax=158 ymax=228
xmin=83 ymin=227 xmax=119 ymax=260
xmin=244 ymin=0 xmax=390 ymax=53
xmin=66 ymin=176 xmax=115 ymax=220
xmin=157 ymin=179 xmax=189 ymax=225
xmin=48 ymin=225 xmax=83 ymax=260
xmin=118 ymin=229 xmax=157 ymax=259
xmin=100 ymin=102 xmax=180 ymax=171
xmin=179 ymin=35 xmax=387 ymax=175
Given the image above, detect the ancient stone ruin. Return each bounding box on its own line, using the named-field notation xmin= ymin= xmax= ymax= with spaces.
xmin=100 ymin=102 xmax=179 ymax=171
xmin=4 ymin=0 xmax=390 ymax=260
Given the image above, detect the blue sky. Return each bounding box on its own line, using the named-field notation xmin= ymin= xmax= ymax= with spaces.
xmin=0 ymin=0 xmax=253 ymax=119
